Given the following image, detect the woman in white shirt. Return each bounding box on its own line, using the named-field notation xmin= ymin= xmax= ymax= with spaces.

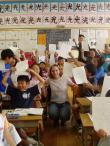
xmin=47 ymin=64 xmax=75 ymax=126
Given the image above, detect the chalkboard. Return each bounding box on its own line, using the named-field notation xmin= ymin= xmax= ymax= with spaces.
xmin=38 ymin=29 xmax=71 ymax=49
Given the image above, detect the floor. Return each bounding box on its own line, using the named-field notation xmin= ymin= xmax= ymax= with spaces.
xmin=41 ymin=119 xmax=82 ymax=146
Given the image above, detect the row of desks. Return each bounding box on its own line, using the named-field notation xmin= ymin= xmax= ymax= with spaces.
xmin=76 ymin=98 xmax=94 ymax=146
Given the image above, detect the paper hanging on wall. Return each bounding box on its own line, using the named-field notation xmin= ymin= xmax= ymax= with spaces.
xmin=0 ymin=31 xmax=5 ymax=40
xmin=38 ymin=34 xmax=46 ymax=46
xmin=96 ymin=30 xmax=108 ymax=39
xmin=0 ymin=42 xmax=5 ymax=50
xmin=72 ymin=66 xmax=88 ymax=84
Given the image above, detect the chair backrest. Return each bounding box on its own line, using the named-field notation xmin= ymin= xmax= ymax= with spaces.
xmin=67 ymin=86 xmax=74 ymax=106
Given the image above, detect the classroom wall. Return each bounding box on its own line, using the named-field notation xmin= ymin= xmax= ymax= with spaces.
xmin=0 ymin=1 xmax=110 ymax=29
xmin=0 ymin=28 xmax=109 ymax=52
xmin=0 ymin=1 xmax=110 ymax=51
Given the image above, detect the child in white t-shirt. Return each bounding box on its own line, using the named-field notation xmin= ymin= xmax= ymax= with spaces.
xmin=0 ymin=112 xmax=21 ymax=146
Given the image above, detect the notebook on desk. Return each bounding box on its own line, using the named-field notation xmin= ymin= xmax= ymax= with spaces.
xmin=6 ymin=108 xmax=43 ymax=117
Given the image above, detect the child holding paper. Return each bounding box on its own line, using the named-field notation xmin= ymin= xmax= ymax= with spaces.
xmin=2 ymin=71 xmax=41 ymax=108
xmin=0 ymin=101 xmax=21 ymax=146
xmin=2 ymin=72 xmax=42 ymax=145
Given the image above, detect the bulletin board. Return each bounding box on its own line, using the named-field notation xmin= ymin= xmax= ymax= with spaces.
xmin=38 ymin=29 xmax=71 ymax=48
xmin=0 ymin=29 xmax=38 ymax=51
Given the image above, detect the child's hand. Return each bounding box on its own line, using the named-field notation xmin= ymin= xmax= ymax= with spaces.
xmin=10 ymin=67 xmax=16 ymax=72
xmin=68 ymin=52 xmax=73 ymax=58
xmin=26 ymin=68 xmax=34 ymax=73
xmin=73 ymin=38 xmax=76 ymax=42
xmin=36 ymin=95 xmax=41 ymax=101
xmin=97 ymin=129 xmax=108 ymax=138
xmin=83 ymin=82 xmax=93 ymax=89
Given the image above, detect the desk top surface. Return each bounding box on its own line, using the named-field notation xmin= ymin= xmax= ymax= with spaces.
xmin=80 ymin=113 xmax=93 ymax=127
xmin=2 ymin=110 xmax=42 ymax=121
xmin=76 ymin=98 xmax=92 ymax=106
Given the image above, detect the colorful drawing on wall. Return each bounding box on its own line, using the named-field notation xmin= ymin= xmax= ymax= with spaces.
xmin=38 ymin=34 xmax=46 ymax=46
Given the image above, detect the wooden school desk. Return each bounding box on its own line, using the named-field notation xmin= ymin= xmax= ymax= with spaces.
xmin=3 ymin=110 xmax=43 ymax=146
xmin=80 ymin=113 xmax=95 ymax=146
xmin=76 ymin=98 xmax=92 ymax=113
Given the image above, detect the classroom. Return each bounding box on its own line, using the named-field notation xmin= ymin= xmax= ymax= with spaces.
xmin=0 ymin=0 xmax=110 ymax=146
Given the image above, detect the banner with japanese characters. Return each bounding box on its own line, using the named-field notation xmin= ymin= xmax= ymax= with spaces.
xmin=0 ymin=1 xmax=110 ymax=26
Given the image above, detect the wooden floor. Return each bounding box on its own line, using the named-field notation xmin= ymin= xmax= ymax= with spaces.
xmin=41 ymin=120 xmax=82 ymax=146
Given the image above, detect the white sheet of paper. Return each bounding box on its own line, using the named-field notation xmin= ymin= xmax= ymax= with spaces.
xmin=37 ymin=45 xmax=46 ymax=56
xmin=15 ymin=60 xmax=28 ymax=75
xmin=64 ymin=62 xmax=73 ymax=77
xmin=58 ymin=43 xmax=72 ymax=58
xmin=71 ymin=50 xmax=79 ymax=58
xmin=0 ymin=31 xmax=5 ymax=40
xmin=14 ymin=108 xmax=43 ymax=116
xmin=96 ymin=38 xmax=106 ymax=50
xmin=101 ymin=76 xmax=110 ymax=97
xmin=9 ymin=46 xmax=19 ymax=55
xmin=49 ymin=53 xmax=55 ymax=65
xmin=86 ymin=97 xmax=93 ymax=102
xmin=28 ymin=108 xmax=43 ymax=115
xmin=0 ymin=42 xmax=5 ymax=50
xmin=89 ymin=29 xmax=96 ymax=39
xmin=8 ymin=125 xmax=21 ymax=145
xmin=31 ymin=30 xmax=37 ymax=40
xmin=49 ymin=44 xmax=56 ymax=53
xmin=38 ymin=56 xmax=46 ymax=63
xmin=96 ymin=30 xmax=108 ymax=39
xmin=92 ymin=97 xmax=110 ymax=135
xmin=5 ymin=41 xmax=13 ymax=48
xmin=82 ymin=41 xmax=89 ymax=51
xmin=71 ymin=29 xmax=79 ymax=44
xmin=72 ymin=66 xmax=88 ymax=84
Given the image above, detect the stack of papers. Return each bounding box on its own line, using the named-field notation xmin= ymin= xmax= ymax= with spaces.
xmin=7 ymin=108 xmax=43 ymax=116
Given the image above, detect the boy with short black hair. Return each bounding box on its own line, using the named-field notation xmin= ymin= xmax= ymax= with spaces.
xmin=2 ymin=73 xmax=40 ymax=109
xmin=1 ymin=49 xmax=19 ymax=67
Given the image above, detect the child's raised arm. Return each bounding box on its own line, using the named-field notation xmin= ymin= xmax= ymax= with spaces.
xmin=2 ymin=71 xmax=10 ymax=87
xmin=4 ymin=117 xmax=16 ymax=146
xmin=27 ymin=68 xmax=45 ymax=85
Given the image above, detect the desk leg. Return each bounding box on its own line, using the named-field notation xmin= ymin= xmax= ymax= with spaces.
xmin=36 ymin=125 xmax=44 ymax=146
xmin=82 ymin=128 xmax=88 ymax=146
